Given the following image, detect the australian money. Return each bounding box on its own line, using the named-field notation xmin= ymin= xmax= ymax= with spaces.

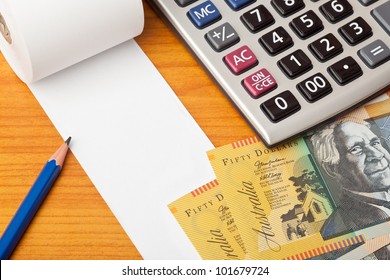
xmin=169 ymin=180 xmax=249 ymax=260
xmin=283 ymin=233 xmax=366 ymax=260
xmin=207 ymin=97 xmax=390 ymax=259
xmin=303 ymin=98 xmax=390 ymax=242
xmin=308 ymin=221 xmax=390 ymax=259
xmin=342 ymin=234 xmax=390 ymax=260
xmin=310 ymin=235 xmax=390 ymax=260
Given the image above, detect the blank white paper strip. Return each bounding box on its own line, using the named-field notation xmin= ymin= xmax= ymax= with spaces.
xmin=0 ymin=0 xmax=215 ymax=259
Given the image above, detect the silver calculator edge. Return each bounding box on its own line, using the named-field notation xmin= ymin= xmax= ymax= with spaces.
xmin=147 ymin=0 xmax=390 ymax=147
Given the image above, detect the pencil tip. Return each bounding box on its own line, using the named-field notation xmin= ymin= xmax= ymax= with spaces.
xmin=65 ymin=137 xmax=72 ymax=146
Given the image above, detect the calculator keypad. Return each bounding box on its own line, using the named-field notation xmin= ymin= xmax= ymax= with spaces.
xmin=243 ymin=68 xmax=277 ymax=98
xmin=271 ymin=0 xmax=305 ymax=17
xmin=328 ymin=56 xmax=363 ymax=85
xmin=359 ymin=0 xmax=378 ymax=6
xmin=155 ymin=0 xmax=390 ymax=146
xmin=297 ymin=73 xmax=332 ymax=102
xmin=175 ymin=0 xmax=197 ymax=7
xmin=309 ymin=33 xmax=343 ymax=62
xmin=225 ymin=0 xmax=255 ymax=11
xmin=261 ymin=91 xmax=301 ymax=122
xmin=206 ymin=23 xmax=240 ymax=51
xmin=372 ymin=1 xmax=390 ymax=35
xmin=290 ymin=10 xmax=324 ymax=39
xmin=241 ymin=5 xmax=275 ymax=33
xmin=339 ymin=17 xmax=372 ymax=45
xmin=188 ymin=1 xmax=221 ymax=28
xmin=320 ymin=0 xmax=353 ymax=23
xmin=278 ymin=49 xmax=312 ymax=78
xmin=358 ymin=40 xmax=390 ymax=68
xmin=259 ymin=27 xmax=294 ymax=55
xmin=224 ymin=45 xmax=258 ymax=74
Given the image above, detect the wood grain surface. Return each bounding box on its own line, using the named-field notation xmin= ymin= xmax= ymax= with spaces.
xmin=0 ymin=1 xmax=254 ymax=259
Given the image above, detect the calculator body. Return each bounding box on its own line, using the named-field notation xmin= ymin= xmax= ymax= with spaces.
xmin=147 ymin=0 xmax=390 ymax=146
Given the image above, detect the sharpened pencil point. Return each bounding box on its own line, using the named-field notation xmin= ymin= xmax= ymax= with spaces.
xmin=65 ymin=137 xmax=72 ymax=146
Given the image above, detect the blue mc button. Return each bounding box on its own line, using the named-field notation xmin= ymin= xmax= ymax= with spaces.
xmin=188 ymin=1 xmax=221 ymax=29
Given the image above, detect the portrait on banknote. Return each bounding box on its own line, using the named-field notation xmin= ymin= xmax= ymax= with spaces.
xmin=305 ymin=115 xmax=390 ymax=235
xmin=305 ymin=112 xmax=390 ymax=259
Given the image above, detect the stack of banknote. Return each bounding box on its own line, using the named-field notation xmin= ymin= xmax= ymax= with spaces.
xmin=169 ymin=92 xmax=390 ymax=260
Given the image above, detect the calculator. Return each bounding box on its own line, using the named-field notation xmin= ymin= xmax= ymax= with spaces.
xmin=147 ymin=0 xmax=390 ymax=146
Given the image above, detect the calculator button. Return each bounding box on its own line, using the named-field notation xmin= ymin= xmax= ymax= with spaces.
xmin=224 ymin=45 xmax=258 ymax=74
xmin=243 ymin=68 xmax=277 ymax=98
xmin=206 ymin=23 xmax=240 ymax=52
xmin=297 ymin=73 xmax=332 ymax=102
xmin=271 ymin=0 xmax=305 ymax=17
xmin=328 ymin=56 xmax=362 ymax=85
xmin=188 ymin=1 xmax=221 ymax=29
xmin=290 ymin=10 xmax=324 ymax=39
xmin=372 ymin=1 xmax=390 ymax=35
xmin=175 ymin=0 xmax=198 ymax=7
xmin=359 ymin=0 xmax=377 ymax=6
xmin=320 ymin=0 xmax=353 ymax=23
xmin=339 ymin=17 xmax=372 ymax=45
xmin=358 ymin=40 xmax=390 ymax=68
xmin=278 ymin=49 xmax=312 ymax=79
xmin=259 ymin=27 xmax=294 ymax=55
xmin=309 ymin=33 xmax=343 ymax=62
xmin=261 ymin=91 xmax=301 ymax=122
xmin=225 ymin=0 xmax=255 ymax=11
xmin=241 ymin=5 xmax=275 ymax=33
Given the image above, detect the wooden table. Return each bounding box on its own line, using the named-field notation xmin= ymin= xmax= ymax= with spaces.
xmin=0 ymin=1 xmax=254 ymax=259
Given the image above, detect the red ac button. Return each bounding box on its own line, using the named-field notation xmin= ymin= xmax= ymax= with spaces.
xmin=224 ymin=45 xmax=258 ymax=75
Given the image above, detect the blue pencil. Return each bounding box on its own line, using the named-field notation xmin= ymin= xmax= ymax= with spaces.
xmin=0 ymin=137 xmax=71 ymax=259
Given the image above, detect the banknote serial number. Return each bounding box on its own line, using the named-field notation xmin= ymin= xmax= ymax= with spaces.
xmin=215 ymin=266 xmax=269 ymax=276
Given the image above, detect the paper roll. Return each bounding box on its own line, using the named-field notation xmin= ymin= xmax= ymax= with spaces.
xmin=0 ymin=0 xmax=144 ymax=83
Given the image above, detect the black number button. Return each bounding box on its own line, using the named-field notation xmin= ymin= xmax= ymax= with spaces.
xmin=339 ymin=17 xmax=372 ymax=45
xmin=328 ymin=56 xmax=363 ymax=85
xmin=261 ymin=91 xmax=301 ymax=122
xmin=309 ymin=33 xmax=343 ymax=62
xmin=290 ymin=10 xmax=323 ymax=39
xmin=278 ymin=49 xmax=312 ymax=78
xmin=320 ymin=0 xmax=353 ymax=23
xmin=259 ymin=27 xmax=293 ymax=55
xmin=175 ymin=0 xmax=197 ymax=7
xmin=271 ymin=0 xmax=305 ymax=17
xmin=241 ymin=5 xmax=275 ymax=33
xmin=359 ymin=0 xmax=378 ymax=6
xmin=297 ymin=73 xmax=332 ymax=102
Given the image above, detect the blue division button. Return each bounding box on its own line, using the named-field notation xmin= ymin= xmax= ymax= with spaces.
xmin=225 ymin=0 xmax=255 ymax=11
xmin=358 ymin=39 xmax=390 ymax=68
xmin=188 ymin=1 xmax=221 ymax=29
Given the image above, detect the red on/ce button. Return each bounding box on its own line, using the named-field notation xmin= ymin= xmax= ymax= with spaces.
xmin=243 ymin=68 xmax=277 ymax=98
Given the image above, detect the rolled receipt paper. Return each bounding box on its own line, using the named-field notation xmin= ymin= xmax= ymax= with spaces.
xmin=0 ymin=0 xmax=144 ymax=83
xmin=0 ymin=0 xmax=216 ymax=259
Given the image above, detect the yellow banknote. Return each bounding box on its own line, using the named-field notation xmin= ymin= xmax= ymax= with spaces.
xmin=169 ymin=180 xmax=249 ymax=260
xmin=207 ymin=137 xmax=339 ymax=259
xmin=207 ymin=97 xmax=390 ymax=259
